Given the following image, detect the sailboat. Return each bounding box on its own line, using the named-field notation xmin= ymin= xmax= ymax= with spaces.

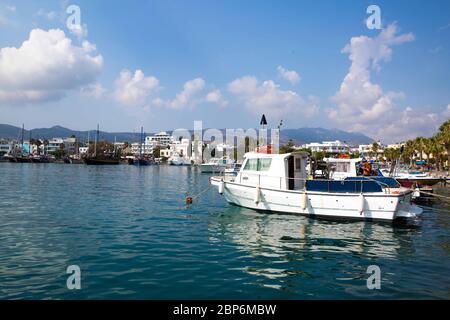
xmin=84 ymin=125 xmax=120 ymax=165
xmin=129 ymin=126 xmax=152 ymax=166
xmin=6 ymin=124 xmax=30 ymax=163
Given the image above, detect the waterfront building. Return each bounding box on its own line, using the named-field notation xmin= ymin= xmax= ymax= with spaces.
xmin=145 ymin=131 xmax=173 ymax=147
xmin=131 ymin=142 xmax=153 ymax=155
xmin=0 ymin=140 xmax=12 ymax=155
xmin=301 ymin=140 xmax=350 ymax=154
xmin=358 ymin=142 xmax=385 ymax=159
xmin=159 ymin=148 xmax=172 ymax=158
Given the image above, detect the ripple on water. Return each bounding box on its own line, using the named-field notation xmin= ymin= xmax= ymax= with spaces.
xmin=0 ymin=163 xmax=449 ymax=299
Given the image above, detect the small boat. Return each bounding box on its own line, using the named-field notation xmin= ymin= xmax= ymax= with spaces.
xmin=388 ymin=171 xmax=444 ymax=187
xmin=168 ymin=153 xmax=191 ymax=166
xmin=6 ymin=154 xmax=31 ymax=163
xmin=84 ymin=157 xmax=120 ymax=165
xmin=200 ymin=157 xmax=234 ymax=173
xmin=84 ymin=124 xmax=120 ymax=165
xmin=224 ymin=163 xmax=242 ymax=175
xmin=30 ymin=155 xmax=50 ymax=163
xmin=210 ymin=152 xmax=422 ymax=221
xmin=128 ymin=157 xmax=152 ymax=166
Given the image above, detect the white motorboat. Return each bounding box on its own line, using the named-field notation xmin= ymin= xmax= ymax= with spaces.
xmin=200 ymin=157 xmax=234 ymax=173
xmin=168 ymin=153 xmax=191 ymax=166
xmin=210 ymin=152 xmax=422 ymax=221
xmin=224 ymin=163 xmax=242 ymax=175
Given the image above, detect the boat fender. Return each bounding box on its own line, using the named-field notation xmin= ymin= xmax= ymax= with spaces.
xmin=254 ymin=186 xmax=261 ymax=204
xmin=300 ymin=192 xmax=308 ymax=210
xmin=358 ymin=194 xmax=365 ymax=215
xmin=185 ymin=196 xmax=193 ymax=205
xmin=218 ymin=180 xmax=224 ymax=194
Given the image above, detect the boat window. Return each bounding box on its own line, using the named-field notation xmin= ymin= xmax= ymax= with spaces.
xmin=335 ymin=162 xmax=350 ymax=173
xmin=295 ymin=158 xmax=301 ymax=170
xmin=243 ymin=158 xmax=272 ymax=171
xmin=259 ymin=158 xmax=272 ymax=171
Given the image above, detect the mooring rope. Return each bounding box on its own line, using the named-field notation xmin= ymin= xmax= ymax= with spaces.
xmin=416 ymin=190 xmax=450 ymax=203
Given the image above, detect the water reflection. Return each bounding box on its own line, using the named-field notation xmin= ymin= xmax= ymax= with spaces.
xmin=209 ymin=206 xmax=418 ymax=283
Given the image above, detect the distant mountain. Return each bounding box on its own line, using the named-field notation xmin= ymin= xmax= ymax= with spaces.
xmin=0 ymin=124 xmax=374 ymax=145
xmin=280 ymin=128 xmax=374 ymax=145
xmin=0 ymin=124 xmax=143 ymax=143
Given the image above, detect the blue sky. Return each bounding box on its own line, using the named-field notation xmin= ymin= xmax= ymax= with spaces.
xmin=0 ymin=0 xmax=449 ymax=142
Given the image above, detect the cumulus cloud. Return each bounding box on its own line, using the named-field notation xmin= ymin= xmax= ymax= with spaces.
xmin=328 ymin=23 xmax=416 ymax=141
xmin=0 ymin=28 xmax=103 ymax=105
xmin=277 ymin=66 xmax=300 ymax=85
xmin=377 ymin=105 xmax=450 ymax=142
xmin=205 ymin=89 xmax=228 ymax=107
xmin=165 ymin=78 xmax=205 ymax=109
xmin=228 ymin=75 xmax=318 ymax=118
xmin=112 ymin=69 xmax=160 ymax=107
xmin=37 ymin=9 xmax=58 ymax=20
xmin=81 ymin=83 xmax=106 ymax=99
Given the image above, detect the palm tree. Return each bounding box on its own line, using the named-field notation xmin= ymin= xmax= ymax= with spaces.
xmin=436 ymin=119 xmax=450 ymax=170
xmin=414 ymin=137 xmax=426 ymax=161
xmin=422 ymin=138 xmax=434 ymax=166
xmin=402 ymin=140 xmax=416 ymax=165
xmin=371 ymin=142 xmax=379 ymax=160
xmin=429 ymin=136 xmax=445 ymax=171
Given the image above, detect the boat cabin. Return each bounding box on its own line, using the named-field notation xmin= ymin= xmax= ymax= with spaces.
xmin=236 ymin=152 xmax=309 ymax=190
xmin=323 ymin=157 xmax=362 ymax=180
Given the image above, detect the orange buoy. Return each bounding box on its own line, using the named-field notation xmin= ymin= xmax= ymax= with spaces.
xmin=185 ymin=196 xmax=193 ymax=205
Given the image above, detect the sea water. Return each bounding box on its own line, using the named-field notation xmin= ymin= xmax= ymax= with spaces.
xmin=0 ymin=163 xmax=448 ymax=299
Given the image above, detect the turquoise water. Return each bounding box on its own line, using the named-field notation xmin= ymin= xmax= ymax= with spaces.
xmin=0 ymin=163 xmax=448 ymax=299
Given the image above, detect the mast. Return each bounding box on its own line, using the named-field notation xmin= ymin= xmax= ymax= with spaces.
xmin=21 ymin=123 xmax=24 ymax=154
xmin=28 ymin=130 xmax=33 ymax=155
xmin=140 ymin=126 xmax=143 ymax=157
xmin=94 ymin=124 xmax=99 ymax=157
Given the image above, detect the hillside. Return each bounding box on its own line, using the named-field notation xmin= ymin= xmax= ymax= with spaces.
xmin=0 ymin=124 xmax=373 ymax=145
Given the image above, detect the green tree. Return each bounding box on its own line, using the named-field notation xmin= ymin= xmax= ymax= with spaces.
xmin=436 ymin=119 xmax=450 ymax=169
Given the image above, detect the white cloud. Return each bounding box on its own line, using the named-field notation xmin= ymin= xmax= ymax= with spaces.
xmin=113 ymin=69 xmax=160 ymax=107
xmin=0 ymin=28 xmax=103 ymax=105
xmin=277 ymin=65 xmax=300 ymax=85
xmin=205 ymin=89 xmax=228 ymax=107
xmin=0 ymin=4 xmax=16 ymax=25
xmin=375 ymin=105 xmax=450 ymax=142
xmin=165 ymin=78 xmax=205 ymax=109
xmin=328 ymin=23 xmax=415 ymax=141
xmin=228 ymin=75 xmax=318 ymax=118
xmin=37 ymin=9 xmax=58 ymax=20
xmin=81 ymin=83 xmax=105 ymax=99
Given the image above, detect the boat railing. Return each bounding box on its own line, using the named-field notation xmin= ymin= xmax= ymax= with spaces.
xmin=223 ymin=172 xmax=397 ymax=194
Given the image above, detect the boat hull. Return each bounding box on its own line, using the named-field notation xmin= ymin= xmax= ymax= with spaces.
xmin=200 ymin=164 xmax=227 ymax=173
xmin=396 ymin=178 xmax=443 ymax=187
xmin=211 ymin=177 xmax=421 ymax=221
xmin=84 ymin=158 xmax=120 ymax=165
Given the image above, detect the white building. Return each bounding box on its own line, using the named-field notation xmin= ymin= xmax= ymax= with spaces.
xmin=46 ymin=138 xmax=64 ymax=153
xmin=159 ymin=148 xmax=172 ymax=158
xmin=358 ymin=143 xmax=385 ymax=159
xmin=131 ymin=142 xmax=153 ymax=155
xmin=302 ymin=140 xmax=349 ymax=154
xmin=145 ymin=131 xmax=173 ymax=146
xmin=0 ymin=141 xmax=12 ymax=155
xmin=171 ymin=138 xmax=191 ymax=158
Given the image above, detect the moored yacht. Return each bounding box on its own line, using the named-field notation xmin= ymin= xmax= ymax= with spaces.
xmin=200 ymin=157 xmax=234 ymax=173
xmin=210 ymin=152 xmax=422 ymax=221
xmin=168 ymin=153 xmax=191 ymax=166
